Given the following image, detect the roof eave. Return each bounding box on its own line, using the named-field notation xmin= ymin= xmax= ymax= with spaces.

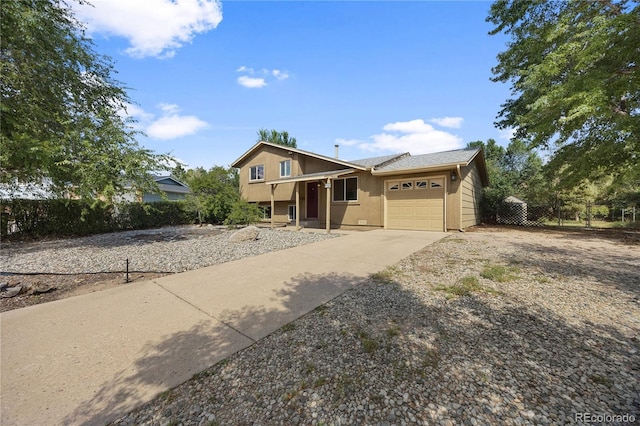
xmin=371 ymin=162 xmax=469 ymax=176
xmin=231 ymin=141 xmax=367 ymax=171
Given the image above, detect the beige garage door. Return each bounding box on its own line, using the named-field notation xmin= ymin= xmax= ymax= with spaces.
xmin=386 ymin=178 xmax=445 ymax=231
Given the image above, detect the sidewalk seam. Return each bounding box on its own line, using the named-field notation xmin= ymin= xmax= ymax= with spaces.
xmin=152 ymin=280 xmax=256 ymax=343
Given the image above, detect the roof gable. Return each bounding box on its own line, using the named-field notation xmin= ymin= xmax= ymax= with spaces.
xmin=153 ymin=176 xmax=188 ymax=188
xmin=231 ymin=141 xmax=367 ymax=171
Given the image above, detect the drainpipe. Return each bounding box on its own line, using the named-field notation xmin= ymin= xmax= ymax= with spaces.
xmin=325 ymin=179 xmax=332 ymax=234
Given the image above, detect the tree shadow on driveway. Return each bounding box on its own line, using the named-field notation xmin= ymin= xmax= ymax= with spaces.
xmin=65 ymin=271 xmax=640 ymax=425
xmin=59 ymin=272 xmax=364 ymax=425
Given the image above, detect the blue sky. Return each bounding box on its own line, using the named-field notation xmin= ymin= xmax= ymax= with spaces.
xmin=73 ymin=0 xmax=513 ymax=170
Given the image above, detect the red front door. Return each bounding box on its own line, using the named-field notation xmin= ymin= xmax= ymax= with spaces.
xmin=306 ymin=182 xmax=318 ymax=218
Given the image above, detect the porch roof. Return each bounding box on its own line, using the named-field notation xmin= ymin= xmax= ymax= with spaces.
xmin=264 ymin=169 xmax=356 ymax=185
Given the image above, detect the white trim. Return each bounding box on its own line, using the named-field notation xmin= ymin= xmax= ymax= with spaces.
xmin=232 ymin=141 xmax=367 ymax=171
xmin=332 ymin=176 xmax=358 ymax=202
xmin=249 ymin=164 xmax=265 ymax=182
xmin=280 ymin=160 xmax=291 ymax=178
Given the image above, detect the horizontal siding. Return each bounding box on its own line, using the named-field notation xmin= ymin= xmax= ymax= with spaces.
xmin=460 ymin=162 xmax=483 ymax=228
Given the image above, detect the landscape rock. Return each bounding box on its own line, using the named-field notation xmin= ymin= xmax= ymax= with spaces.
xmin=106 ymin=228 xmax=639 ymax=426
xmin=0 ymin=285 xmax=23 ymax=298
xmin=28 ymin=282 xmax=56 ymax=295
xmin=228 ymin=226 xmax=260 ymax=243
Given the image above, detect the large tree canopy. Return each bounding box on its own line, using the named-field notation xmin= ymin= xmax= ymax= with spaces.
xmin=257 ymin=129 xmax=297 ymax=148
xmin=488 ymin=0 xmax=639 ymax=186
xmin=0 ymin=0 xmax=172 ymax=200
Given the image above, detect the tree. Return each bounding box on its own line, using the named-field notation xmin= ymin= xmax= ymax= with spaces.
xmin=468 ymin=138 xmax=550 ymax=220
xmin=257 ymin=129 xmax=297 ymax=148
xmin=1 ymin=0 xmax=172 ymax=200
xmin=487 ymin=0 xmax=639 ymax=186
xmin=182 ymin=166 xmax=240 ymax=224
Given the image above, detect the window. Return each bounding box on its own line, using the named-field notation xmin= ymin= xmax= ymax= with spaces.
xmin=430 ymin=178 xmax=444 ymax=188
xmin=280 ymin=160 xmax=291 ymax=177
xmin=333 ymin=177 xmax=358 ymax=201
xmin=250 ymin=165 xmax=264 ymax=181
xmin=388 ymin=182 xmax=399 ymax=191
xmin=416 ymin=180 xmax=427 ymax=189
xmin=288 ymin=205 xmax=296 ymax=220
xmin=401 ymin=181 xmax=413 ymax=190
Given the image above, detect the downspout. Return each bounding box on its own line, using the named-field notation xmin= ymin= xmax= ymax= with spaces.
xmin=325 ymin=178 xmax=331 ymax=234
xmin=457 ymin=164 xmax=463 ymax=232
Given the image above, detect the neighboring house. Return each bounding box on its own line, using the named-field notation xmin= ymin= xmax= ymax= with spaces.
xmin=231 ymin=141 xmax=489 ymax=232
xmin=120 ymin=176 xmax=191 ymax=203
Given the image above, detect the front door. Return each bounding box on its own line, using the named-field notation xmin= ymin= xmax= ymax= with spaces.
xmin=306 ymin=182 xmax=318 ymax=218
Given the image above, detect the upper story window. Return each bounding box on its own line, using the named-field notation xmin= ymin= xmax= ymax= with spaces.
xmin=250 ymin=164 xmax=264 ymax=181
xmin=280 ymin=160 xmax=291 ymax=178
xmin=333 ymin=177 xmax=358 ymax=202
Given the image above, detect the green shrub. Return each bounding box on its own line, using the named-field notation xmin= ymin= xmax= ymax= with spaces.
xmin=1 ymin=199 xmax=192 ymax=239
xmin=224 ymin=200 xmax=261 ymax=227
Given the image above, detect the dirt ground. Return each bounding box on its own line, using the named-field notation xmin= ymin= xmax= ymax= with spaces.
xmin=1 ymin=225 xmax=638 ymax=313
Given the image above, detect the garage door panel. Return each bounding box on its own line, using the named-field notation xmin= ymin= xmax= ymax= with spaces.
xmin=386 ymin=180 xmax=444 ymax=231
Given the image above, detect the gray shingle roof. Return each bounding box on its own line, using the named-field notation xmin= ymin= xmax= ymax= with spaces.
xmin=374 ymin=148 xmax=480 ymax=172
xmin=348 ymin=153 xmax=406 ymax=168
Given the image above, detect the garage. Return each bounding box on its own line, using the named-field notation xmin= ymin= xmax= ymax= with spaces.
xmin=385 ymin=177 xmax=445 ymax=231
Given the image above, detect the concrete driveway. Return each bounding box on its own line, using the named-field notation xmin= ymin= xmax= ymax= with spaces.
xmin=1 ymin=229 xmax=446 ymax=425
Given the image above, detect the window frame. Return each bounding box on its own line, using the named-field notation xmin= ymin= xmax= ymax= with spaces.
xmin=288 ymin=204 xmax=297 ymax=220
xmin=280 ymin=160 xmax=291 ymax=178
xmin=249 ymin=164 xmax=265 ymax=182
xmin=333 ymin=176 xmax=358 ymax=202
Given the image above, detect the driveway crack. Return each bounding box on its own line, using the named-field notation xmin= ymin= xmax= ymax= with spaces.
xmin=152 ymin=280 xmax=256 ymax=343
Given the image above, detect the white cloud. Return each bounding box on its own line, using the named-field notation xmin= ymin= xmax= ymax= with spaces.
xmin=272 ymin=69 xmax=290 ymax=80
xmin=350 ymin=119 xmax=464 ymax=155
xmin=158 ymin=103 xmax=180 ymax=115
xmin=235 ymin=66 xmax=290 ymax=88
xmin=237 ymin=76 xmax=267 ymax=89
xmin=498 ymin=127 xmax=516 ymax=140
xmin=429 ymin=116 xmax=464 ymax=129
xmin=120 ymin=103 xmax=154 ymax=122
xmin=74 ymin=0 xmax=223 ymax=59
xmin=122 ymin=103 xmax=208 ymax=140
xmin=147 ymin=115 xmax=209 ymax=140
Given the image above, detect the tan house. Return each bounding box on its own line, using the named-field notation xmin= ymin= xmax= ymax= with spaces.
xmin=231 ymin=141 xmax=489 ymax=232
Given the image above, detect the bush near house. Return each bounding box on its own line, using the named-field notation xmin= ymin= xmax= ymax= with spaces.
xmin=0 ymin=199 xmax=193 ymax=239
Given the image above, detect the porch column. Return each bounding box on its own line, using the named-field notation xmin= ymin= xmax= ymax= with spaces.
xmin=270 ymin=184 xmax=275 ymax=229
xmin=295 ymin=181 xmax=300 ymax=231
xmin=325 ymin=178 xmax=331 ymax=234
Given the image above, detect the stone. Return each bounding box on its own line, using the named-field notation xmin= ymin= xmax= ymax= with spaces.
xmin=0 ymin=285 xmax=22 ymax=298
xmin=29 ymin=282 xmax=56 ymax=295
xmin=229 ymin=226 xmax=260 ymax=243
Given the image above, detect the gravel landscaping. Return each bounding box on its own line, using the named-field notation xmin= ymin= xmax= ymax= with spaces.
xmin=2 ymin=225 xmax=639 ymax=425
xmin=107 ymin=226 xmax=639 ymax=426
xmin=0 ymin=225 xmax=339 ymax=312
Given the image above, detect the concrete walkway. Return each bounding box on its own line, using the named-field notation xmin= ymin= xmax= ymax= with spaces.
xmin=1 ymin=229 xmax=446 ymax=426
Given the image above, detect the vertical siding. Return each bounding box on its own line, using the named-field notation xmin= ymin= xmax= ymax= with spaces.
xmin=460 ymin=160 xmax=483 ymax=228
